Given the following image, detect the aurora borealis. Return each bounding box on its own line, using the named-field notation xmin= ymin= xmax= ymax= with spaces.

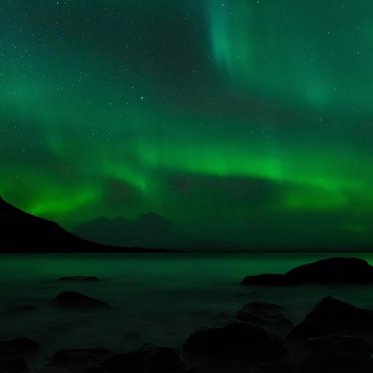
xmin=1 ymin=0 xmax=373 ymax=250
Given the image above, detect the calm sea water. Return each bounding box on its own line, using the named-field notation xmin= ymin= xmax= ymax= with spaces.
xmin=1 ymin=252 xmax=373 ymax=360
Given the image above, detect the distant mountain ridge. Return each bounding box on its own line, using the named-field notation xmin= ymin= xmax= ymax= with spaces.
xmin=0 ymin=196 xmax=170 ymax=252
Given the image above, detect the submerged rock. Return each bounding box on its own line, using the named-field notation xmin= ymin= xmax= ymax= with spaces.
xmin=52 ymin=291 xmax=111 ymax=309
xmin=241 ymin=274 xmax=299 ymax=286
xmin=286 ymin=257 xmax=373 ymax=283
xmin=184 ymin=322 xmax=287 ymax=363
xmin=103 ymin=344 xmax=183 ymax=373
xmin=58 ymin=276 xmax=99 ymax=282
xmin=289 ymin=296 xmax=373 ymax=339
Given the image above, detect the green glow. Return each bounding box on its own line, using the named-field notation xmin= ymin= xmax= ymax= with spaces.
xmin=30 ymin=190 xmax=98 ymax=223
xmin=1 ymin=0 xmax=373 ymax=249
xmin=209 ymin=1 xmax=254 ymax=81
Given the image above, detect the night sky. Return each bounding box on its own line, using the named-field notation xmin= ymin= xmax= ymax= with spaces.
xmin=1 ymin=0 xmax=373 ymax=250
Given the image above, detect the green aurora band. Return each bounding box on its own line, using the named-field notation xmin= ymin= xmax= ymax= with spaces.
xmin=1 ymin=0 xmax=373 ymax=250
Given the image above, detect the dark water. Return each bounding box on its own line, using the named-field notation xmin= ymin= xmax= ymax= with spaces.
xmin=1 ymin=252 xmax=373 ymax=365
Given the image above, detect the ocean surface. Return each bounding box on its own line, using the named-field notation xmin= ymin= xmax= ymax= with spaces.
xmin=1 ymin=252 xmax=373 ymax=361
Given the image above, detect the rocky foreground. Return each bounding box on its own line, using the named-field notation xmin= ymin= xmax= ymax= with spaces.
xmin=2 ymin=257 xmax=373 ymax=373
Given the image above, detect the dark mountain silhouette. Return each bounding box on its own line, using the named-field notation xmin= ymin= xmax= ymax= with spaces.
xmin=74 ymin=214 xmax=180 ymax=249
xmin=0 ymin=196 xmax=171 ymax=253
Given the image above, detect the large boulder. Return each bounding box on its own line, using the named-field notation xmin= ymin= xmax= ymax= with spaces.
xmin=241 ymin=274 xmax=299 ymax=286
xmin=289 ymin=296 xmax=373 ymax=339
xmin=287 ymin=257 xmax=373 ymax=283
xmin=236 ymin=301 xmax=292 ymax=334
xmin=52 ymin=291 xmax=111 ymax=309
xmin=184 ymin=322 xmax=287 ymax=363
xmin=241 ymin=258 xmax=373 ymax=287
xmin=103 ymin=344 xmax=183 ymax=373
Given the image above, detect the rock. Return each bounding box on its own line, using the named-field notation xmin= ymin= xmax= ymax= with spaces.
xmin=241 ymin=274 xmax=299 ymax=286
xmin=103 ymin=344 xmax=183 ymax=373
xmin=184 ymin=366 xmax=252 ymax=373
xmin=236 ymin=301 xmax=292 ymax=333
xmin=295 ymin=350 xmax=373 ymax=373
xmin=58 ymin=276 xmax=99 ymax=282
xmin=84 ymin=367 xmax=108 ymax=373
xmin=183 ymin=322 xmax=287 ymax=363
xmin=52 ymin=348 xmax=111 ymax=372
xmin=52 ymin=291 xmax=111 ymax=309
xmin=235 ymin=311 xmax=293 ymax=332
xmin=286 ymin=257 xmax=373 ymax=283
xmin=304 ymin=335 xmax=373 ymax=357
xmin=0 ymin=348 xmax=29 ymax=373
xmin=0 ymin=338 xmax=39 ymax=355
xmin=184 ymin=366 xmax=255 ymax=373
xmin=289 ymin=296 xmax=373 ymax=339
xmin=241 ymin=258 xmax=373 ymax=287
xmin=211 ymin=312 xmax=230 ymax=323
xmin=38 ymin=366 xmax=72 ymax=373
xmin=254 ymin=363 xmax=295 ymax=373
